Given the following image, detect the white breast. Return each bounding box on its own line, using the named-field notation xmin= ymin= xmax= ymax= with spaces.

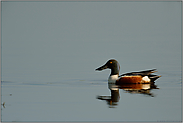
xmin=108 ymin=75 xmax=119 ymax=83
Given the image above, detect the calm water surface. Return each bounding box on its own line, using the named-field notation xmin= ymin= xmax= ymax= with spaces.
xmin=1 ymin=59 xmax=181 ymax=122
xmin=1 ymin=1 xmax=182 ymax=122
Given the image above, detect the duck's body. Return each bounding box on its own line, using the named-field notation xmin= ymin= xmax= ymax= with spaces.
xmin=96 ymin=59 xmax=161 ymax=84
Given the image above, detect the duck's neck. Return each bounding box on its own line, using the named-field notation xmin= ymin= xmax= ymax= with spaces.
xmin=108 ymin=62 xmax=120 ymax=83
xmin=110 ymin=69 xmax=119 ymax=76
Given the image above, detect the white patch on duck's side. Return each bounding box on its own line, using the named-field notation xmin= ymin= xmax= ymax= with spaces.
xmin=108 ymin=75 xmax=118 ymax=83
xmin=142 ymin=76 xmax=150 ymax=83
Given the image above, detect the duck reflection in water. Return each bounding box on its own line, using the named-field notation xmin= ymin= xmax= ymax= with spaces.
xmin=96 ymin=59 xmax=161 ymax=107
xmin=97 ymin=84 xmax=120 ymax=107
xmin=120 ymin=82 xmax=158 ymax=97
xmin=97 ymin=82 xmax=159 ymax=108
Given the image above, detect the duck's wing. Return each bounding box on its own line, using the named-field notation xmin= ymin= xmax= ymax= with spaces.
xmin=119 ymin=69 xmax=157 ymax=77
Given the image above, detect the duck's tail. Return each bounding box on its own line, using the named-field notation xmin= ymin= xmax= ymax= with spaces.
xmin=149 ymin=75 xmax=161 ymax=82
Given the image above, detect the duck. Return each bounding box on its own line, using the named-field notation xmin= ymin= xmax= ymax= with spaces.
xmin=95 ymin=59 xmax=161 ymax=84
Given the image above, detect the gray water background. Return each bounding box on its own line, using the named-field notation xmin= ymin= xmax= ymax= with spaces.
xmin=1 ymin=1 xmax=182 ymax=122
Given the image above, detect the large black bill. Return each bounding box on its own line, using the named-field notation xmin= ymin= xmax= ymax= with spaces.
xmin=95 ymin=64 xmax=108 ymax=71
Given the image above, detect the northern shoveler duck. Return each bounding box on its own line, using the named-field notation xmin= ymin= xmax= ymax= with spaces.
xmin=95 ymin=59 xmax=161 ymax=84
